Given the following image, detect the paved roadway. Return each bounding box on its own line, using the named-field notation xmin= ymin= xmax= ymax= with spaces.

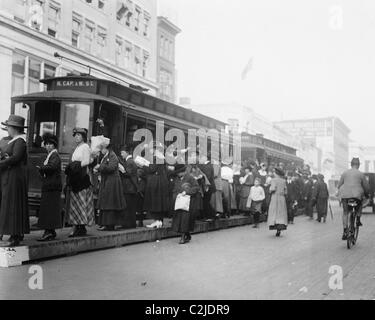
xmin=1 ymin=202 xmax=375 ymax=300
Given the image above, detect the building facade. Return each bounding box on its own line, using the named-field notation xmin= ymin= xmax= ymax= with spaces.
xmin=189 ymin=102 xmax=322 ymax=172
xmin=362 ymin=146 xmax=375 ymax=173
xmin=0 ymin=0 xmax=158 ymax=135
xmin=156 ymin=16 xmax=180 ymax=103
xmin=275 ymin=117 xmax=351 ymax=180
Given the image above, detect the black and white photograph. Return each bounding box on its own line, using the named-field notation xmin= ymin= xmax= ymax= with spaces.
xmin=0 ymin=0 xmax=375 ymax=306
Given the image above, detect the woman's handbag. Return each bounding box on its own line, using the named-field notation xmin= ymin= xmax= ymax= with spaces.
xmin=174 ymin=193 xmax=191 ymax=211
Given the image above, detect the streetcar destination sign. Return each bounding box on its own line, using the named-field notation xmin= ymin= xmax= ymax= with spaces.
xmin=52 ymin=79 xmax=98 ymax=93
xmin=56 ymin=80 xmax=96 ymax=88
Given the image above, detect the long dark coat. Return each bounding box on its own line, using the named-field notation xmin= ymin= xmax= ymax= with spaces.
xmin=98 ymin=151 xmax=126 ymax=210
xmin=0 ymin=137 xmax=29 ymax=235
xmin=143 ymin=160 xmax=170 ymax=213
xmin=171 ymin=173 xmax=200 ymax=233
xmin=38 ymin=150 xmax=63 ymax=230
xmin=97 ymin=150 xmax=126 ymax=211
xmin=239 ymin=174 xmax=254 ymax=211
xmin=312 ymin=180 xmax=329 ymax=219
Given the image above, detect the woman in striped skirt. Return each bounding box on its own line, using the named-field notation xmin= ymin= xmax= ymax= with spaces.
xmin=64 ymin=128 xmax=95 ymax=237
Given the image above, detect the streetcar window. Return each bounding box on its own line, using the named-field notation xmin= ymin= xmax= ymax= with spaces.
xmin=14 ymin=103 xmax=30 ymax=136
xmin=31 ymin=101 xmax=60 ymax=152
xmin=60 ymin=103 xmax=90 ymax=153
xmin=125 ymin=116 xmax=146 ymax=148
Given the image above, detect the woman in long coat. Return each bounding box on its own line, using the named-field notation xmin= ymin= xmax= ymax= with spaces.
xmin=37 ymin=134 xmax=62 ymax=241
xmin=171 ymin=165 xmax=200 ymax=244
xmin=267 ymin=168 xmax=288 ymax=237
xmin=0 ymin=115 xmax=29 ymax=247
xmin=144 ymin=144 xmax=170 ymax=228
xmin=94 ymin=138 xmax=127 ymax=231
xmin=238 ymin=167 xmax=254 ymax=213
xmin=210 ymin=159 xmax=223 ymax=217
xmin=65 ymin=128 xmax=95 ymax=237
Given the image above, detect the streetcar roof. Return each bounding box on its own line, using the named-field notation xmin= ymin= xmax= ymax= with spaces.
xmin=11 ymin=89 xmax=122 ymax=106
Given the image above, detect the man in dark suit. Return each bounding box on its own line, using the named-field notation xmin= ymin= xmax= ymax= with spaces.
xmin=303 ymin=172 xmax=313 ymax=219
xmin=120 ymin=146 xmax=138 ymax=228
xmin=198 ymin=153 xmax=216 ymax=221
xmin=286 ymin=173 xmax=299 ymax=224
xmin=312 ymin=174 xmax=329 ymax=223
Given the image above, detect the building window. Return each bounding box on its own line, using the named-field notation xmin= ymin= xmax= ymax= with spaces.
xmin=29 ymin=58 xmax=41 ymax=93
xmin=12 ymin=53 xmax=26 ymax=96
xmin=134 ymin=6 xmax=141 ymax=32
xmin=142 ymin=51 xmax=149 ymax=78
xmin=84 ymin=22 xmax=95 ymax=53
xmin=160 ymin=35 xmax=164 ymax=56
xmin=159 ymin=69 xmax=173 ymax=101
xmin=143 ymin=11 xmax=150 ymax=37
xmin=169 ymin=40 xmax=174 ymax=61
xmin=72 ymin=14 xmax=82 ymax=48
xmin=47 ymin=2 xmax=60 ymax=38
xmin=43 ymin=63 xmax=56 ymax=90
xmin=124 ymin=42 xmax=132 ymax=70
xmin=115 ymin=37 xmax=123 ymax=67
xmin=97 ymin=27 xmax=107 ymax=58
xmin=134 ymin=46 xmax=141 ymax=75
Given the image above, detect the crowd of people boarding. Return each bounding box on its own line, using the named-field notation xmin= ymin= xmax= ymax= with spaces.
xmin=0 ymin=116 xmax=330 ymax=247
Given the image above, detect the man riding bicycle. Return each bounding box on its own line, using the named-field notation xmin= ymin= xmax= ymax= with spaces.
xmin=337 ymin=158 xmax=370 ymax=240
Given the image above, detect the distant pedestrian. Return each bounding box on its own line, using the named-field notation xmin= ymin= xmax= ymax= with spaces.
xmin=238 ymin=166 xmax=254 ymax=214
xmin=210 ymin=158 xmax=223 ymax=218
xmin=247 ymin=178 xmax=265 ymax=228
xmin=286 ymin=173 xmax=299 ymax=224
xmin=267 ymin=168 xmax=288 ymax=237
xmin=119 ymin=145 xmax=138 ymax=229
xmin=312 ymin=174 xmax=329 ymax=223
xmin=37 ymin=134 xmax=62 ymax=241
xmin=221 ymin=158 xmax=236 ymax=218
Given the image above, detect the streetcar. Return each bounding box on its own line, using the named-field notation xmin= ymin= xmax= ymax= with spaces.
xmin=241 ymin=132 xmax=304 ymax=172
xmin=10 ymin=73 xmax=227 ymax=214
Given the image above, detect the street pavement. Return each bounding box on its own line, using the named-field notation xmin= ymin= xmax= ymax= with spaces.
xmin=1 ymin=202 xmax=375 ymax=300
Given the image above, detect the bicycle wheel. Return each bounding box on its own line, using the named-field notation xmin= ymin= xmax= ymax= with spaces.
xmin=353 ymin=215 xmax=360 ymax=245
xmin=347 ymin=212 xmax=355 ymax=249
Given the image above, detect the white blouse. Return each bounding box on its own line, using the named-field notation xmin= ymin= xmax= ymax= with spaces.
xmin=221 ymin=166 xmax=234 ymax=183
xmin=249 ymin=186 xmax=266 ymax=201
xmin=72 ymin=143 xmax=91 ymax=167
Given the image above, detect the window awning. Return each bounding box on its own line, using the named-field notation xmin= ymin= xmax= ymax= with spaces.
xmin=11 ymin=90 xmax=122 ymax=106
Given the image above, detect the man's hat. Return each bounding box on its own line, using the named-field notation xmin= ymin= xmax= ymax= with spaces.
xmin=1 ymin=115 xmax=27 ymax=129
xmin=317 ymin=173 xmax=324 ymax=180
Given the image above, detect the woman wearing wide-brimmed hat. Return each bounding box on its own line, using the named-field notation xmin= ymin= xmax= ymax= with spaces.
xmin=64 ymin=128 xmax=95 ymax=237
xmin=0 ymin=115 xmax=29 ymax=247
xmin=267 ymin=167 xmax=288 ymax=237
xmin=36 ymin=134 xmax=62 ymax=241
xmin=93 ymin=137 xmax=127 ymax=231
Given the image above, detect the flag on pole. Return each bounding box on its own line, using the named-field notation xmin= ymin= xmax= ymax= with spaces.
xmin=241 ymin=57 xmax=253 ymax=80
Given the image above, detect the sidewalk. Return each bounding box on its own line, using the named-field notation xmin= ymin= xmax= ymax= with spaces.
xmin=0 ymin=215 xmax=262 ymax=268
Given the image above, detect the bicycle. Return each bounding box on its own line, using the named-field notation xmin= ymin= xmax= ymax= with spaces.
xmin=346 ymin=198 xmax=361 ymax=249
